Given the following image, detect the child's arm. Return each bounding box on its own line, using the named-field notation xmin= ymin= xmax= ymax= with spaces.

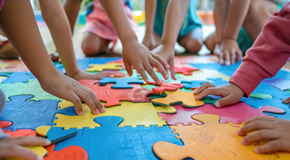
xmin=99 ymin=0 xmax=170 ymax=84
xmin=194 ymin=3 xmax=290 ymax=107
xmin=217 ymin=0 xmax=251 ymax=66
xmin=152 ymin=0 xmax=191 ymax=79
xmin=0 ymin=134 xmax=51 ymax=159
xmin=142 ymin=0 xmax=158 ymax=50
xmin=0 ymin=0 xmax=105 ymax=115
xmin=39 ymin=0 xmax=112 ymax=80
xmin=238 ymin=116 xmax=290 ymax=154
xmin=63 ymin=0 xmax=83 ymax=34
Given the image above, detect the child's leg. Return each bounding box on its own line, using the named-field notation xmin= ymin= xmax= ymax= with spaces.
xmin=81 ymin=32 xmax=111 ymax=56
xmin=0 ymin=40 xmax=19 ymax=59
xmin=178 ymin=27 xmax=203 ymax=53
xmin=243 ymin=0 xmax=279 ymax=42
xmin=204 ymin=32 xmax=216 ymax=52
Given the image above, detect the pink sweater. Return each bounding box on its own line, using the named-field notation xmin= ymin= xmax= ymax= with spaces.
xmin=229 ymin=2 xmax=290 ymax=97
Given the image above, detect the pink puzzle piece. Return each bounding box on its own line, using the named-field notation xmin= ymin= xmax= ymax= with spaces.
xmin=158 ymin=103 xmax=285 ymax=125
xmin=148 ymin=80 xmax=184 ymax=94
xmin=79 ymin=80 xmax=154 ymax=107
xmin=156 ymin=66 xmax=199 ymax=75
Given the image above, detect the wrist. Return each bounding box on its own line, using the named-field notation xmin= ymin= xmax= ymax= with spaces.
xmin=160 ymin=41 xmax=175 ymax=50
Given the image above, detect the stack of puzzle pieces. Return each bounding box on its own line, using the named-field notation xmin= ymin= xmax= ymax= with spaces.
xmin=1 ymin=56 xmax=290 ymax=159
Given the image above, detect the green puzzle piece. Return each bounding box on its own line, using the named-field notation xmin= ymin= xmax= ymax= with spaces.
xmin=250 ymin=93 xmax=273 ymax=99
xmin=0 ymin=79 xmax=59 ymax=101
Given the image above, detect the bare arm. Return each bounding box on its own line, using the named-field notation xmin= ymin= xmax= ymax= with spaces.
xmin=145 ymin=0 xmax=156 ymax=35
xmin=63 ymin=0 xmax=82 ymax=34
xmin=213 ymin=0 xmax=230 ymax=44
xmin=39 ymin=0 xmax=79 ymax=77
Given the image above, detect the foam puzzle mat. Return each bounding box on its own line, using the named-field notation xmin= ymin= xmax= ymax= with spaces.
xmin=1 ymin=55 xmax=290 ymax=160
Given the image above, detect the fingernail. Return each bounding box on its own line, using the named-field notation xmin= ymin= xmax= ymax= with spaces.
xmin=215 ymin=102 xmax=220 ymax=107
xmin=94 ymin=109 xmax=100 ymax=114
xmin=241 ymin=139 xmax=247 ymax=145
xmin=79 ymin=111 xmax=83 ymax=116
xmin=36 ymin=156 xmax=43 ymax=160
xmin=101 ymin=107 xmax=106 ymax=113
xmin=45 ymin=139 xmax=51 ymax=145
xmin=254 ymin=148 xmax=260 ymax=154
xmin=128 ymin=73 xmax=132 ymax=76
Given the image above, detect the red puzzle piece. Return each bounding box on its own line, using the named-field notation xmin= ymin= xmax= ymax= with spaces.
xmin=156 ymin=66 xmax=198 ymax=75
xmin=148 ymin=80 xmax=184 ymax=94
xmin=3 ymin=129 xmax=36 ymax=137
xmin=0 ymin=121 xmax=12 ymax=129
xmin=158 ymin=103 xmax=285 ymax=125
xmin=44 ymin=144 xmax=88 ymax=160
xmin=79 ymin=80 xmax=155 ymax=107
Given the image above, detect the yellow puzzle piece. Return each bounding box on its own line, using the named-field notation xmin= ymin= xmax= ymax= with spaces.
xmin=54 ymin=100 xmax=176 ymax=129
xmin=86 ymin=63 xmax=123 ymax=72
xmin=153 ymin=114 xmax=290 ymax=160
xmin=151 ymin=89 xmax=204 ymax=108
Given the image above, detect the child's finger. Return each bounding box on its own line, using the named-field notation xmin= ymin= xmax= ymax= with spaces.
xmin=241 ymin=130 xmax=279 ymax=146
xmin=236 ymin=49 xmax=243 ymax=62
xmin=86 ymin=87 xmax=105 ymax=113
xmin=243 ymin=116 xmax=275 ymax=126
xmin=124 ymin=60 xmax=133 ymax=76
xmin=254 ymin=140 xmax=290 ymax=154
xmin=224 ymin=50 xmax=230 ymax=66
xmin=9 ymin=137 xmax=51 ymax=146
xmin=214 ymin=94 xmax=240 ymax=108
xmin=136 ymin=65 xmax=149 ymax=83
xmin=230 ymin=49 xmax=236 ymax=64
xmin=195 ymin=87 xmax=220 ymax=100
xmin=144 ymin=63 xmax=161 ymax=85
xmin=194 ymin=82 xmax=216 ymax=95
xmin=77 ymin=90 xmax=99 ymax=115
xmin=0 ymin=145 xmax=43 ymax=160
xmin=152 ymin=53 xmax=170 ymax=69
xmin=169 ymin=59 xmax=176 ymax=80
xmin=218 ymin=52 xmax=224 ymax=65
xmin=150 ymin=58 xmax=168 ymax=80
xmin=282 ymin=97 xmax=290 ymax=104
xmin=69 ymin=93 xmax=84 ymax=116
xmin=237 ymin=121 xmax=273 ymax=137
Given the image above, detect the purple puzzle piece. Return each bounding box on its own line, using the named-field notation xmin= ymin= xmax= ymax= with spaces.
xmin=263 ymin=78 xmax=290 ymax=90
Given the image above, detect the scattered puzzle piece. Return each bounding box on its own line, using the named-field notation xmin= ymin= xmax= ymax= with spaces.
xmin=250 ymin=93 xmax=273 ymax=99
xmin=181 ymin=80 xmax=207 ymax=89
xmin=86 ymin=63 xmax=123 ymax=72
xmin=0 ymin=72 xmax=35 ymax=83
xmin=0 ymin=59 xmax=29 ymax=72
xmin=3 ymin=129 xmax=36 ymax=137
xmin=44 ymin=144 xmax=88 ymax=160
xmin=0 ymin=79 xmax=59 ymax=101
xmin=158 ymin=103 xmax=285 ymax=125
xmin=0 ymin=95 xmax=58 ymax=131
xmin=99 ymin=77 xmax=144 ymax=89
xmin=0 ymin=121 xmax=12 ymax=129
xmin=54 ymin=101 xmax=176 ymax=129
xmin=147 ymin=80 xmax=184 ymax=94
xmin=151 ymin=89 xmax=204 ymax=108
xmin=79 ymin=80 xmax=154 ymax=106
xmin=153 ymin=114 xmax=290 ymax=160
xmin=55 ymin=116 xmax=183 ymax=160
xmin=36 ymin=126 xmax=77 ymax=144
xmin=263 ymin=78 xmax=290 ymax=90
xmin=157 ymin=66 xmax=199 ymax=75
xmin=177 ymin=69 xmax=230 ymax=81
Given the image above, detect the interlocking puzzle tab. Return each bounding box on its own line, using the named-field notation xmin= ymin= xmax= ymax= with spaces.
xmin=79 ymin=80 xmax=154 ymax=107
xmin=99 ymin=77 xmax=144 ymax=89
xmin=36 ymin=126 xmax=77 ymax=144
xmin=86 ymin=63 xmax=123 ymax=72
xmin=147 ymin=80 xmax=184 ymax=94
xmin=151 ymin=89 xmax=204 ymax=108
xmin=158 ymin=103 xmax=285 ymax=125
xmin=54 ymin=101 xmax=176 ymax=129
xmin=153 ymin=114 xmax=290 ymax=160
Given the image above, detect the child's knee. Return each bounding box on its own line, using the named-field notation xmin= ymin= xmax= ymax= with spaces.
xmin=245 ymin=0 xmax=266 ymax=22
xmin=81 ymin=41 xmax=101 ymax=56
xmin=0 ymin=89 xmax=6 ymax=116
xmin=184 ymin=39 xmax=202 ymax=53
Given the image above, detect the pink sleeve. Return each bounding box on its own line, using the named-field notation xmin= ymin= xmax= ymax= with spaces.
xmin=229 ymin=3 xmax=290 ymax=97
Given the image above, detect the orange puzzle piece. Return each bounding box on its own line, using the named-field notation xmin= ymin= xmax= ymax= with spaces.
xmin=151 ymin=89 xmax=204 ymax=108
xmin=153 ymin=114 xmax=290 ymax=160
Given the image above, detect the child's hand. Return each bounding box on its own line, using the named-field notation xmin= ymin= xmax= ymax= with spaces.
xmin=194 ymin=82 xmax=244 ymax=107
xmin=151 ymin=44 xmax=176 ymax=80
xmin=142 ymin=32 xmax=158 ymax=50
xmin=238 ymin=116 xmax=290 ymax=154
xmin=122 ymin=40 xmax=170 ymax=85
xmin=71 ymin=70 xmax=114 ymax=81
xmin=40 ymin=72 xmax=105 ymax=115
xmin=0 ymin=136 xmax=51 ymax=160
xmin=216 ymin=39 xmax=243 ymax=66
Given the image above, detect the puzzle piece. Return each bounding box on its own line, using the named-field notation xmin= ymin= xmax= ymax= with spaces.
xmin=0 ymin=76 xmax=7 ymax=83
xmin=55 ymin=116 xmax=183 ymax=160
xmin=157 ymin=66 xmax=199 ymax=75
xmin=54 ymin=101 xmax=176 ymax=129
xmin=151 ymin=89 xmax=204 ymax=108
xmin=0 ymin=79 xmax=59 ymax=101
xmin=0 ymin=95 xmax=58 ymax=131
xmin=86 ymin=63 xmax=123 ymax=72
xmin=99 ymin=70 xmax=127 ymax=77
xmin=44 ymin=144 xmax=88 ymax=160
xmin=158 ymin=103 xmax=285 ymax=125
xmin=99 ymin=77 xmax=144 ymax=89
xmin=0 ymin=59 xmax=29 ymax=72
xmin=0 ymin=121 xmax=12 ymax=129
xmin=36 ymin=126 xmax=77 ymax=144
xmin=153 ymin=114 xmax=290 ymax=160
xmin=178 ymin=69 xmax=230 ymax=81
xmin=250 ymin=93 xmax=273 ymax=99
xmin=3 ymin=129 xmax=36 ymax=137
xmin=0 ymin=72 xmax=35 ymax=83
xmin=181 ymin=80 xmax=207 ymax=89
xmin=174 ymin=55 xmax=218 ymax=65
xmin=263 ymin=78 xmax=290 ymax=90
xmin=146 ymin=80 xmax=184 ymax=94
xmin=79 ymin=80 xmax=154 ymax=106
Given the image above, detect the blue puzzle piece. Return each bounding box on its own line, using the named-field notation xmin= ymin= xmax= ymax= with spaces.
xmin=55 ymin=116 xmax=183 ymax=160
xmin=181 ymin=80 xmax=207 ymax=89
xmin=274 ymin=69 xmax=290 ymax=80
xmin=0 ymin=95 xmax=59 ymax=131
xmin=45 ymin=127 xmax=77 ymax=144
xmin=56 ymin=106 xmax=78 ymax=116
xmin=0 ymin=72 xmax=35 ymax=83
xmin=99 ymin=77 xmax=144 ymax=89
